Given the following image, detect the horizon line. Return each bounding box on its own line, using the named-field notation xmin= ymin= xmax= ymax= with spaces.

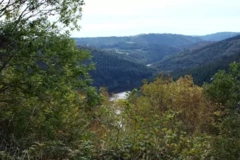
xmin=71 ymin=31 xmax=240 ymax=38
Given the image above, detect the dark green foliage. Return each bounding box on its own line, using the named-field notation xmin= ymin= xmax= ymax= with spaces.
xmin=204 ymin=63 xmax=240 ymax=159
xmin=0 ymin=0 xmax=102 ymax=159
xmin=171 ymin=52 xmax=240 ymax=85
xmin=0 ymin=24 xmax=100 ymax=158
xmin=204 ymin=63 xmax=240 ymax=110
xmin=87 ymin=48 xmax=156 ymax=92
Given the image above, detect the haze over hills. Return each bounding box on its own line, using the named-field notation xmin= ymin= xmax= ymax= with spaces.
xmin=196 ymin=32 xmax=240 ymax=41
xmin=75 ymin=33 xmax=202 ymax=47
xmin=75 ymin=32 xmax=240 ymax=46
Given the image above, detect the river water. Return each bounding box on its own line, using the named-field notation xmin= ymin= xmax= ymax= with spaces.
xmin=110 ymin=91 xmax=129 ymax=101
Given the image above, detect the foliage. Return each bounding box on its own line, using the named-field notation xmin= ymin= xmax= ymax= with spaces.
xmin=133 ymin=75 xmax=216 ymax=134
xmin=92 ymin=76 xmax=215 ymax=159
xmin=1 ymin=0 xmax=240 ymax=159
xmin=94 ymin=68 xmax=240 ymax=159
xmin=204 ymin=63 xmax=240 ymax=159
xmin=204 ymin=63 xmax=240 ymax=110
xmin=0 ymin=0 xmax=101 ymax=159
xmin=0 ymin=0 xmax=84 ymax=30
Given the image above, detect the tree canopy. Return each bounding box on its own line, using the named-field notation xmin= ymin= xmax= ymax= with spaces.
xmin=1 ymin=0 xmax=240 ymax=159
xmin=0 ymin=0 xmax=101 ymax=159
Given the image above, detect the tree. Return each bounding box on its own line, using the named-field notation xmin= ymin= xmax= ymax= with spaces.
xmin=131 ymin=75 xmax=216 ymax=134
xmin=204 ymin=63 xmax=240 ymax=111
xmin=204 ymin=63 xmax=240 ymax=159
xmin=95 ymin=76 xmax=214 ymax=159
xmin=0 ymin=0 xmax=84 ymax=29
xmin=0 ymin=0 xmax=100 ymax=159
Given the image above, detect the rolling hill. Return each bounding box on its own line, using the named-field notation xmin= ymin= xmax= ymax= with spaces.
xmin=196 ymin=32 xmax=240 ymax=41
xmin=100 ymin=43 xmax=181 ymax=64
xmin=74 ymin=33 xmax=202 ymax=47
xmin=76 ymin=32 xmax=240 ymax=91
xmin=75 ymin=34 xmax=203 ymax=65
xmin=154 ymin=35 xmax=240 ymax=72
xmin=171 ymin=52 xmax=240 ymax=85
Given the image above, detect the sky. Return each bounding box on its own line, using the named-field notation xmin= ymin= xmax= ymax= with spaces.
xmin=71 ymin=0 xmax=240 ymax=37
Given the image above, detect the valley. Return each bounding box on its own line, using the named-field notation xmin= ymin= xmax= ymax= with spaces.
xmin=75 ymin=32 xmax=240 ymax=91
xmin=2 ymin=0 xmax=240 ymax=158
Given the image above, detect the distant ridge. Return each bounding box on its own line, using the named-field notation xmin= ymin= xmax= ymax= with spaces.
xmin=74 ymin=33 xmax=202 ymax=47
xmin=196 ymin=32 xmax=240 ymax=41
xmin=74 ymin=32 xmax=240 ymax=66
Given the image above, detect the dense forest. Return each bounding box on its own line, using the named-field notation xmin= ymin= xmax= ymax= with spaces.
xmin=96 ymin=43 xmax=181 ymax=64
xmin=75 ymin=32 xmax=240 ymax=66
xmin=1 ymin=0 xmax=240 ymax=159
xmin=171 ymin=52 xmax=240 ymax=85
xmin=154 ymin=35 xmax=240 ymax=72
xmin=77 ymin=33 xmax=240 ymax=90
xmin=75 ymin=34 xmax=201 ymax=65
xmin=86 ymin=48 xmax=156 ymax=92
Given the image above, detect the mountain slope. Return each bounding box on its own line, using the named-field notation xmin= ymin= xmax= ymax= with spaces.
xmin=197 ymin=32 xmax=240 ymax=41
xmin=86 ymin=48 xmax=156 ymax=92
xmin=74 ymin=33 xmax=202 ymax=47
xmin=101 ymin=43 xmax=181 ymax=64
xmin=154 ymin=35 xmax=240 ymax=72
xmin=75 ymin=34 xmax=202 ymax=65
xmin=171 ymin=52 xmax=240 ymax=85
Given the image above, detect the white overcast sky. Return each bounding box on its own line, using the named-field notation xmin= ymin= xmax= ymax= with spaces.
xmin=71 ymin=0 xmax=240 ymax=37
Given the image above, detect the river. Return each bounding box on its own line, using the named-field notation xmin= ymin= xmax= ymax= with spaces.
xmin=110 ymin=91 xmax=129 ymax=101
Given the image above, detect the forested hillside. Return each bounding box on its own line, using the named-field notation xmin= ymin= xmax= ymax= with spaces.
xmin=86 ymin=48 xmax=156 ymax=92
xmin=75 ymin=33 xmax=240 ymax=67
xmin=1 ymin=0 xmax=240 ymax=159
xmin=154 ymin=35 xmax=240 ymax=72
xmin=75 ymin=34 xmax=204 ymax=65
xmin=171 ymin=52 xmax=240 ymax=85
xmin=99 ymin=43 xmax=181 ymax=64
xmin=75 ymin=33 xmax=202 ymax=47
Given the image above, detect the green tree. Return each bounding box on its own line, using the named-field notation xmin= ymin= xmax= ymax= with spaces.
xmin=204 ymin=63 xmax=240 ymax=159
xmin=0 ymin=0 xmax=100 ymax=159
xmin=95 ymin=76 xmax=214 ymax=159
xmin=204 ymin=63 xmax=240 ymax=111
